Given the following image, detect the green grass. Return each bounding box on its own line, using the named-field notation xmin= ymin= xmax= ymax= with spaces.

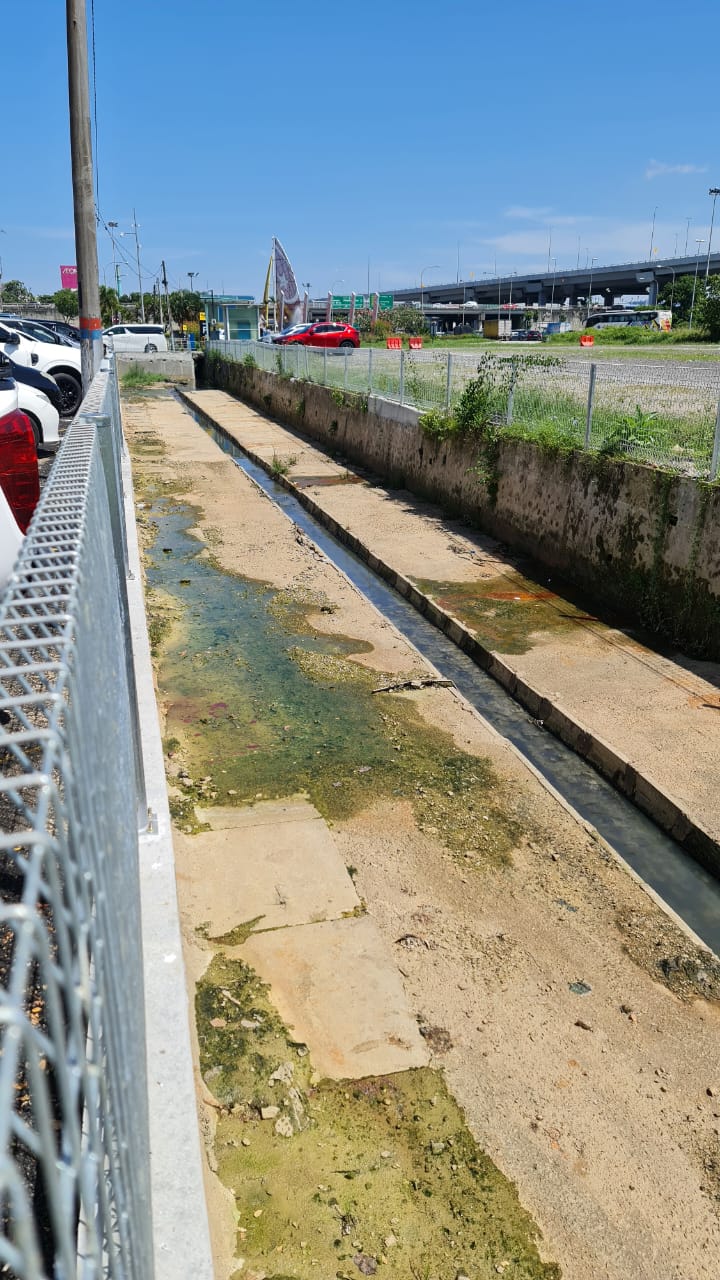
xmin=121 ymin=363 xmax=171 ymax=388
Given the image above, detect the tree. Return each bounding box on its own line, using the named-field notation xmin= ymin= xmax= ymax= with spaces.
xmin=99 ymin=285 xmax=119 ymax=326
xmin=390 ymin=304 xmax=429 ymax=336
xmin=656 ymin=274 xmax=697 ymax=325
xmin=696 ymin=276 xmax=720 ymax=341
xmin=2 ymin=279 xmax=35 ymax=307
xmin=52 ymin=289 xmax=79 ymax=321
xmin=168 ymin=290 xmax=202 ymax=329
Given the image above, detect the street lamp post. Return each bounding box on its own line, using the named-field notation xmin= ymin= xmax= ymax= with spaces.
xmin=107 ymin=221 xmax=121 ymax=318
xmin=690 ymin=239 xmax=706 ymax=331
xmin=420 ymin=265 xmax=440 ymax=316
xmin=188 ymin=271 xmax=197 ymax=292
xmin=587 ymin=258 xmax=597 ymax=322
xmin=649 ymin=206 xmax=658 ymax=261
xmin=329 ymin=279 xmax=344 ymax=320
xmin=549 ymin=257 xmax=557 ymax=327
xmin=705 ymin=188 xmax=720 ymax=280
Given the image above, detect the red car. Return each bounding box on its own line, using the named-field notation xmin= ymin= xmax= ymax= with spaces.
xmin=274 ymin=322 xmax=359 ymax=349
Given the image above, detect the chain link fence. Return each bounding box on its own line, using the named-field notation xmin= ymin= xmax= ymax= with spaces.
xmin=0 ymin=366 xmax=153 ymax=1277
xmin=210 ymin=340 xmax=720 ymax=477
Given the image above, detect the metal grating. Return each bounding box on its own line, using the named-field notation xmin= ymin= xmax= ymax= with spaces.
xmin=0 ymin=368 xmax=152 ymax=1278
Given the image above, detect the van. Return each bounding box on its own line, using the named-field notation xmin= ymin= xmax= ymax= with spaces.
xmin=103 ymin=324 xmax=168 ymax=354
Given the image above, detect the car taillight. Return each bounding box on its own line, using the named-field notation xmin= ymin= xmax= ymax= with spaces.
xmin=0 ymin=409 xmax=39 ymax=533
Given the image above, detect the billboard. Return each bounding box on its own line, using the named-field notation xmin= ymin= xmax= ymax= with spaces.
xmin=60 ymin=265 xmax=78 ymax=291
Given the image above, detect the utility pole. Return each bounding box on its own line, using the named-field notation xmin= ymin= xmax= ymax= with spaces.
xmin=158 ymin=278 xmax=164 ymax=326
xmin=132 ymin=208 xmax=145 ymax=320
xmin=66 ymin=0 xmax=102 ymax=390
xmin=162 ymin=260 xmax=175 ymax=350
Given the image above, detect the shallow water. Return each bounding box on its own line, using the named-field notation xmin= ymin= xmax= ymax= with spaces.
xmin=180 ymin=400 xmax=720 ymax=953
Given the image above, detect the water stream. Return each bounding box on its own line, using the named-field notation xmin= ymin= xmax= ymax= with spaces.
xmin=178 ymin=398 xmax=720 ymax=953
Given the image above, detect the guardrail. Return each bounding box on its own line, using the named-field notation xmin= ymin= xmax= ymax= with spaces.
xmin=209 ymin=339 xmax=720 ymax=478
xmin=0 ymin=362 xmax=215 ymax=1279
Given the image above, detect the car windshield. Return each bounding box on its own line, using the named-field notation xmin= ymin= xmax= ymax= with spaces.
xmin=282 ymin=324 xmax=311 ymax=335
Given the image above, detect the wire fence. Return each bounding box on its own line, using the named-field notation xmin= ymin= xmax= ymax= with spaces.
xmin=0 ymin=366 xmax=153 ymax=1277
xmin=210 ymin=340 xmax=720 ymax=478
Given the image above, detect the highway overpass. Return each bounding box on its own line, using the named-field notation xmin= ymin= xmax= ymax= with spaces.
xmin=389 ymin=254 xmax=720 ymax=311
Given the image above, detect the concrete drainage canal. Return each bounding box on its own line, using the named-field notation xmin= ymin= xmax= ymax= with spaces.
xmin=126 ymin=385 xmax=720 ymax=1280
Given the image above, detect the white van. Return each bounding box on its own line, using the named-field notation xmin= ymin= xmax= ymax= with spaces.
xmin=103 ymin=324 xmax=168 ymax=354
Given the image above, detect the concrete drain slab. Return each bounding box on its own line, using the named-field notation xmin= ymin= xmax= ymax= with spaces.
xmin=176 ymin=799 xmax=359 ymax=934
xmin=242 ymin=915 xmax=430 ymax=1080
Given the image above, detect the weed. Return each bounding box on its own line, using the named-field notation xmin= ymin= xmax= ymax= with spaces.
xmin=121 ymin=364 xmax=169 ymax=389
xmin=270 ymin=453 xmax=297 ymax=478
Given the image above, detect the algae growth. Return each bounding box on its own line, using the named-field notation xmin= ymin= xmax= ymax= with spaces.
xmin=198 ymin=952 xmax=560 ymax=1280
xmin=144 ymin=500 xmax=527 ymax=863
xmin=414 ymin=573 xmax=603 ymax=656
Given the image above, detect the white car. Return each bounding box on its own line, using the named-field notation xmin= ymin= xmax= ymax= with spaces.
xmin=17 ymin=381 xmax=60 ymax=448
xmin=0 ymin=321 xmax=83 ymax=416
xmin=103 ymin=323 xmax=168 ymax=354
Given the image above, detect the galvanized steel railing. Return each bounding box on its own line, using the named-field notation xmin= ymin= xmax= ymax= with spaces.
xmin=0 ymin=365 xmax=153 ymax=1277
xmin=210 ymin=339 xmax=720 ymax=478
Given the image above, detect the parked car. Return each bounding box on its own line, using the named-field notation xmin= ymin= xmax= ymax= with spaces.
xmin=525 ymin=329 xmax=543 ymax=342
xmin=7 ymin=358 xmax=63 ymax=416
xmin=0 ymin=317 xmax=77 ymax=347
xmin=273 ymin=322 xmax=360 ymax=349
xmin=0 ymin=322 xmax=83 ymax=415
xmin=0 ymin=356 xmax=39 ymax=560
xmin=29 ymin=319 xmax=80 ymax=345
xmin=16 ymin=381 xmax=60 ymax=449
xmin=103 ymin=323 xmax=168 ymax=354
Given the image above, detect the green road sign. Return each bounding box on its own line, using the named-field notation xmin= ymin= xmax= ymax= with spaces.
xmin=330 ymin=293 xmax=393 ymax=311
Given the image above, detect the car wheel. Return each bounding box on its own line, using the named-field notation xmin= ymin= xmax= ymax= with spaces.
xmin=54 ymin=373 xmax=82 ymax=416
xmin=144 ymin=343 xmax=158 ymax=353
xmin=339 ymin=340 xmax=355 ymax=349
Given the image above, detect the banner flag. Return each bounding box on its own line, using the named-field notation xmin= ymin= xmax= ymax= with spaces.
xmin=60 ymin=265 xmax=78 ymax=291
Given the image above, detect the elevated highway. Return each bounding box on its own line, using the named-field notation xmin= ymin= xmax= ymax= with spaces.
xmin=390 ymin=253 xmax=720 ymax=310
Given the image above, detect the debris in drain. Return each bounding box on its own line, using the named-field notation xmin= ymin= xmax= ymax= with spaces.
xmin=372 ymin=677 xmax=454 ymax=694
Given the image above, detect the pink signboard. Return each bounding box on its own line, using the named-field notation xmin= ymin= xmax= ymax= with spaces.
xmin=60 ymin=265 xmax=78 ymax=291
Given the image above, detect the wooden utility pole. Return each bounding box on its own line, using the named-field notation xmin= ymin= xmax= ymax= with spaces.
xmin=66 ymin=0 xmax=102 ymax=390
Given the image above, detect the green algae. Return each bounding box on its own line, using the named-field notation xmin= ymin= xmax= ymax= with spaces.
xmin=414 ymin=573 xmax=603 ymax=656
xmin=144 ymin=500 xmax=527 ymax=864
xmin=197 ymin=953 xmax=560 ymax=1280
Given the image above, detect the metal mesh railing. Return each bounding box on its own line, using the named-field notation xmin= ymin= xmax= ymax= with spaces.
xmin=210 ymin=340 xmax=720 ymax=477
xmin=0 ymin=366 xmax=152 ymax=1277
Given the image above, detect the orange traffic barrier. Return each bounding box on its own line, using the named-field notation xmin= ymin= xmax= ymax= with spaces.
xmin=408 ymin=337 xmax=423 ymax=349
xmin=386 ymin=336 xmax=402 ymax=349
xmin=580 ymin=334 xmax=594 ymax=347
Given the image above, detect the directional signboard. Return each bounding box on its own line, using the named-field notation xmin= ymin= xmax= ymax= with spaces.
xmin=331 ymin=293 xmax=394 ymax=311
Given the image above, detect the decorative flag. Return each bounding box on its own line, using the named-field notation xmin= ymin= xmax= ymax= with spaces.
xmin=273 ymin=237 xmax=302 ymax=324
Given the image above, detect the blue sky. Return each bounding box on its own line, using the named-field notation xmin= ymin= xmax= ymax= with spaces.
xmin=3 ymin=1 xmax=719 ymax=298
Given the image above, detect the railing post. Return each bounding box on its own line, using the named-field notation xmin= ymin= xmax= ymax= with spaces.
xmin=323 ymin=348 xmax=327 ymax=385
xmin=368 ymin=346 xmax=373 ymax=396
xmin=585 ymin=363 xmax=597 ymax=449
xmin=399 ymin=349 xmax=405 ymax=405
xmin=344 ymin=350 xmax=348 ymax=391
xmin=711 ymin=395 xmax=720 ymax=480
xmin=445 ymin=352 xmax=452 ymax=410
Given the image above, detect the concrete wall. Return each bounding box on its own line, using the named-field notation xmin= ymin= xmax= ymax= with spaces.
xmin=117 ymin=351 xmax=196 ymax=386
xmin=204 ymin=355 xmax=720 ymax=658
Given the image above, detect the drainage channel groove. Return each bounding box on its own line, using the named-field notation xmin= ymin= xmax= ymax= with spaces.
xmin=182 ymin=399 xmax=720 ymax=954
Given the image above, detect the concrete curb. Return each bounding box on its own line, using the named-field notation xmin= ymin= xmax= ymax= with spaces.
xmin=123 ymin=436 xmax=215 ymax=1279
xmin=178 ymin=389 xmax=720 ymax=882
